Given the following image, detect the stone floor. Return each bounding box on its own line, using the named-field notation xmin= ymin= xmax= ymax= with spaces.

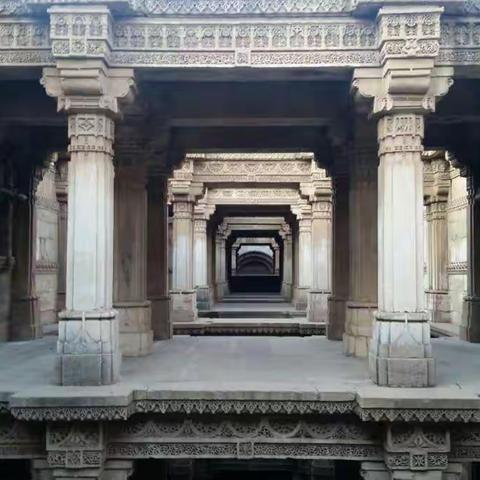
xmin=2 ymin=335 xmax=480 ymax=410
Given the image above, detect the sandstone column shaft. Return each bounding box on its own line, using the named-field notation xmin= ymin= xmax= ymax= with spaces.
xmin=327 ymin=173 xmax=349 ymax=340
xmin=294 ymin=218 xmax=312 ymax=310
xmin=10 ymin=172 xmax=40 ymax=340
xmin=113 ymin=165 xmax=153 ymax=356
xmin=170 ymin=199 xmax=197 ymax=322
xmin=215 ymin=231 xmax=228 ymax=299
xmin=147 ymin=173 xmax=171 ymax=340
xmin=424 ymin=155 xmax=451 ymax=323
xmin=344 ymin=151 xmax=378 ymax=357
xmin=370 ymin=113 xmax=434 ymax=387
xmin=57 ymin=112 xmax=120 ymax=385
xmin=462 ymin=172 xmax=480 ymax=341
xmin=281 ymin=231 xmax=293 ymax=300
xmin=194 ymin=217 xmax=211 ymax=310
xmin=308 ymin=199 xmax=332 ymax=322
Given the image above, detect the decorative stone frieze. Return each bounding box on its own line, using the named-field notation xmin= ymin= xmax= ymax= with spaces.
xmin=105 ymin=414 xmax=383 ymax=461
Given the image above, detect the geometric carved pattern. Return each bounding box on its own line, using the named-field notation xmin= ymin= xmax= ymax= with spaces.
xmin=106 ymin=415 xmax=384 ymax=460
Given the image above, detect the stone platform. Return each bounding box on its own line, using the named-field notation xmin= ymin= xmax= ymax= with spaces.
xmin=2 ymin=336 xmax=480 ymax=422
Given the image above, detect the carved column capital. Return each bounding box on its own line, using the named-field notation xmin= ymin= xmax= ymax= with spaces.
xmin=352 ymin=5 xmax=453 ymax=117
xmin=41 ymin=65 xmax=136 ymax=117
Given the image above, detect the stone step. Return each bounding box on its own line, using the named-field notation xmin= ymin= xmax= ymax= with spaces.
xmin=199 ymin=310 xmax=306 ymax=319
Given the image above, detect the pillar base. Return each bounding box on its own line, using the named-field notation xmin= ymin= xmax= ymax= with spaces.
xmin=461 ymin=296 xmax=480 ymax=342
xmin=215 ymin=282 xmax=228 ymax=301
xmin=426 ymin=290 xmax=451 ymax=323
xmin=326 ymin=296 xmax=346 ymax=341
xmin=343 ymin=301 xmax=376 ymax=358
xmin=170 ymin=290 xmax=198 ymax=323
xmin=369 ymin=311 xmax=435 ymax=387
xmin=10 ymin=295 xmax=41 ymax=340
xmin=294 ymin=287 xmax=309 ymax=310
xmin=115 ymin=301 xmax=153 ymax=357
xmin=150 ymin=295 xmax=172 ymax=340
xmin=196 ymin=286 xmax=212 ymax=311
xmin=281 ymin=282 xmax=292 ymax=301
xmin=307 ymin=290 xmax=329 ymax=322
xmin=56 ymin=309 xmax=120 ymax=386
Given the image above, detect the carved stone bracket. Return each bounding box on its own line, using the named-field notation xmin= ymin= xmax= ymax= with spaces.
xmin=384 ymin=424 xmax=450 ymax=473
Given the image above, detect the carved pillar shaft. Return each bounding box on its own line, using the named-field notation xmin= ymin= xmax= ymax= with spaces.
xmin=344 ymin=149 xmax=378 ymax=357
xmin=231 ymin=246 xmax=238 ymax=276
xmin=170 ymin=199 xmax=197 ymax=323
xmin=424 ymin=156 xmax=451 ymax=323
xmin=113 ymin=165 xmax=153 ymax=357
xmin=147 ymin=173 xmax=171 ymax=340
xmin=273 ymin=245 xmax=280 ymax=275
xmin=370 ymin=114 xmax=434 ymax=387
xmin=327 ymin=172 xmax=349 ymax=341
xmin=56 ymin=112 xmax=120 ymax=385
xmin=215 ymin=232 xmax=228 ymax=300
xmin=308 ymin=199 xmax=332 ymax=323
xmin=194 ymin=217 xmax=211 ymax=310
xmin=55 ymin=157 xmax=68 ymax=314
xmin=282 ymin=234 xmax=293 ymax=300
xmin=461 ymin=172 xmax=480 ymax=342
xmin=10 ymin=169 xmax=41 ymax=340
xmin=294 ymin=218 xmax=312 ymax=310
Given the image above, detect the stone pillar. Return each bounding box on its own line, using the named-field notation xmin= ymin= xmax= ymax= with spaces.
xmin=327 ymin=165 xmax=349 ymax=340
xmin=308 ymin=193 xmax=332 ymax=323
xmin=294 ymin=204 xmax=312 ymax=310
xmin=193 ymin=203 xmax=214 ymax=311
xmin=147 ymin=171 xmax=171 ymax=340
xmin=280 ymin=224 xmax=293 ymax=300
xmin=10 ymin=168 xmax=41 ymax=340
xmin=55 ymin=156 xmax=68 ymax=313
xmin=113 ymin=165 xmax=153 ymax=357
xmin=353 ymin=3 xmax=453 ymax=386
xmin=461 ymin=170 xmax=480 ymax=342
xmin=170 ymin=197 xmax=197 ymax=322
xmin=231 ymin=245 xmax=238 ymax=276
xmin=424 ymin=152 xmax=451 ymax=323
xmin=42 ymin=62 xmax=136 ymax=385
xmin=0 ymin=153 xmax=15 ymax=341
xmin=370 ymin=113 xmax=434 ymax=387
xmin=360 ymin=462 xmax=390 ymax=480
xmin=344 ymin=137 xmax=378 ymax=358
xmin=215 ymin=225 xmax=228 ymax=300
xmin=58 ymin=111 xmax=120 ymax=384
xmin=31 ymin=459 xmax=53 ymax=480
xmin=103 ymin=460 xmax=134 ymax=480
xmin=273 ymin=243 xmax=280 ymax=276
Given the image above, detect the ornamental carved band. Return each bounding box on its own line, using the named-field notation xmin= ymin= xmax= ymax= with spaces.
xmin=68 ymin=113 xmax=115 ymax=155
xmin=378 ymin=114 xmax=424 ymax=156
